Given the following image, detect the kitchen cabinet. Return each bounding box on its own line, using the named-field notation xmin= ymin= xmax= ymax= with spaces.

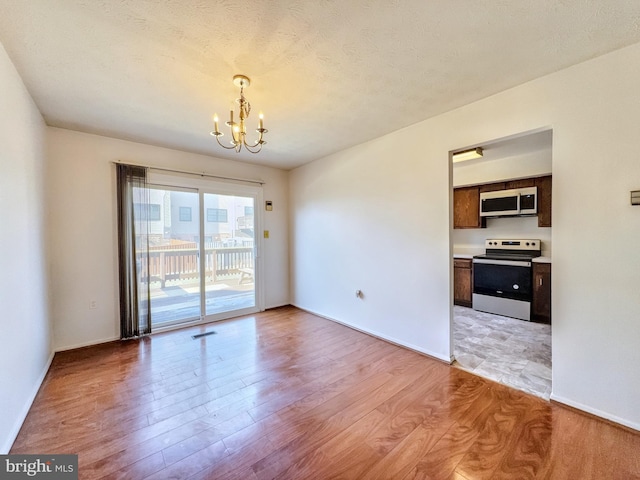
xmin=532 ymin=262 xmax=551 ymax=324
xmin=505 ymin=178 xmax=536 ymax=189
xmin=453 ymin=174 xmax=552 ymax=229
xmin=453 ymin=186 xmax=483 ymax=229
xmin=454 ymin=258 xmax=473 ymax=307
xmin=536 ymin=175 xmax=552 ymax=227
xmin=479 ymin=182 xmax=506 ymax=193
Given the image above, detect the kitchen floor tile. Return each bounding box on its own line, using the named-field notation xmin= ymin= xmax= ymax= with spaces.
xmin=453 ymin=352 xmax=485 ymax=370
xmin=453 ymin=305 xmax=552 ymax=400
xmin=522 ymin=360 xmax=552 ymax=380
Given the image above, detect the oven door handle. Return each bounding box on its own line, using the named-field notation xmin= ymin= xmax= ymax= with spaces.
xmin=473 ymin=258 xmax=531 ymax=267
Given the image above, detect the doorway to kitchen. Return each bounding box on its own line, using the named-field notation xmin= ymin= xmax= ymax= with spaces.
xmin=450 ymin=129 xmax=553 ymax=399
xmin=140 ymin=170 xmax=262 ymax=330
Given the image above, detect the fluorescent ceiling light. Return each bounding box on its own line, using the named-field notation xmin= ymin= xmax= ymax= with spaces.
xmin=452 ymin=147 xmax=483 ymax=163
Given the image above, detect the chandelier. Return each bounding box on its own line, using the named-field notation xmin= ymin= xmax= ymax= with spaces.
xmin=211 ymin=74 xmax=268 ymax=154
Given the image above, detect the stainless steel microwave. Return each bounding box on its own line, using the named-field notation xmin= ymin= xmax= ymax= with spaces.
xmin=480 ymin=187 xmax=537 ymax=217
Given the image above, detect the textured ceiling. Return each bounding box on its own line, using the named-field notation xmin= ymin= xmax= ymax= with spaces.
xmin=1 ymin=1 xmax=640 ymax=170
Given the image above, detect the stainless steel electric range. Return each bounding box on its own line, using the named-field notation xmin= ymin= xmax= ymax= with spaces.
xmin=472 ymin=239 xmax=541 ymax=321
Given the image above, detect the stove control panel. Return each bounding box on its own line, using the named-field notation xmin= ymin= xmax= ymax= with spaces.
xmin=485 ymin=239 xmax=541 ymax=251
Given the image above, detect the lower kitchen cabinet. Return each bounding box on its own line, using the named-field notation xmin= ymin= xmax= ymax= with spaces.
xmin=454 ymin=258 xmax=473 ymax=307
xmin=532 ymin=262 xmax=551 ymax=323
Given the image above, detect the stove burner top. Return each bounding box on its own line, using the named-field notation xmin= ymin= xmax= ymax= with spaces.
xmin=473 ymin=253 xmax=540 ymax=262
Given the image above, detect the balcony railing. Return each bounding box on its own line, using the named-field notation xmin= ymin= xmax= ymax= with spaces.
xmin=138 ymin=246 xmax=253 ymax=288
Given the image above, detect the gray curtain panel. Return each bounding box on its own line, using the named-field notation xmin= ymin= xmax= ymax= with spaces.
xmin=116 ymin=164 xmax=151 ymax=338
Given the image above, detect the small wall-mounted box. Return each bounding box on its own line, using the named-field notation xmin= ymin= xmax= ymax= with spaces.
xmin=632 ymin=190 xmax=640 ymax=206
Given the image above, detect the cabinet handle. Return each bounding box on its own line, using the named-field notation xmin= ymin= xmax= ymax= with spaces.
xmin=539 ymin=278 xmax=543 ymax=286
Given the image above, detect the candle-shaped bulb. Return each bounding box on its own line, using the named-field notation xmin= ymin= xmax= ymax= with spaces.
xmin=258 ymin=112 xmax=264 ymax=129
xmin=213 ymin=114 xmax=219 ymax=132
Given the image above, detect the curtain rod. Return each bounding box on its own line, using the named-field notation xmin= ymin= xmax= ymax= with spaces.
xmin=112 ymin=161 xmax=265 ymax=185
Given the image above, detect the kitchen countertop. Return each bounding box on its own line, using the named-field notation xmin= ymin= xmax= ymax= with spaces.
xmin=532 ymin=256 xmax=552 ymax=263
xmin=453 ymin=253 xmax=474 ymax=259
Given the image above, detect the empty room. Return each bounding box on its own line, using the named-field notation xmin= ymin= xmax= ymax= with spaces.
xmin=1 ymin=1 xmax=639 ymax=479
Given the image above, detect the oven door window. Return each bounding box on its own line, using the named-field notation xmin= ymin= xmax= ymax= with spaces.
xmin=473 ymin=263 xmax=532 ymax=302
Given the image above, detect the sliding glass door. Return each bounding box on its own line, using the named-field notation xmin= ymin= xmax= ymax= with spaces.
xmin=141 ymin=186 xmax=202 ymax=327
xmin=141 ymin=172 xmax=261 ymax=329
xmin=203 ymin=192 xmax=256 ymax=316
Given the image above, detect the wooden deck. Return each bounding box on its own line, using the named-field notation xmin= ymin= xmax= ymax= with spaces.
xmin=11 ymin=306 xmax=640 ymax=479
xmin=149 ymin=280 xmax=255 ymax=325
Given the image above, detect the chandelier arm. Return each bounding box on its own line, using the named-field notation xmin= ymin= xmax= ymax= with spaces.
xmin=214 ymin=135 xmax=239 ymax=150
xmin=243 ymin=127 xmax=268 ymax=148
xmin=244 ymin=137 xmax=261 ymax=148
xmin=244 ymin=140 xmax=267 ymax=149
xmin=243 ymin=142 xmax=263 ymax=154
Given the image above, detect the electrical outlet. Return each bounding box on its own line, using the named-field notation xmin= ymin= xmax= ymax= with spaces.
xmin=89 ymin=300 xmax=97 ymax=309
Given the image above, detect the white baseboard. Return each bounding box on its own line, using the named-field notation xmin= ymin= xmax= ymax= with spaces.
xmin=1 ymin=351 xmax=54 ymax=454
xmin=291 ymin=304 xmax=453 ymax=364
xmin=550 ymin=393 xmax=640 ymax=432
xmin=293 ymin=305 xmax=637 ymax=431
xmin=55 ymin=335 xmax=119 ymax=353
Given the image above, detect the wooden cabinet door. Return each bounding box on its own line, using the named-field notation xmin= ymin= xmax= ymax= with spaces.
xmin=536 ymin=175 xmax=552 ymax=227
xmin=532 ymin=263 xmax=551 ymax=323
xmin=505 ymin=178 xmax=536 ymax=189
xmin=454 ymin=259 xmax=473 ymax=307
xmin=479 ymin=182 xmax=506 ymax=193
xmin=453 ymin=186 xmax=482 ymax=229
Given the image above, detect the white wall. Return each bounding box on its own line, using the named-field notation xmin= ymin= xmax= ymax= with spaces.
xmin=453 ymin=146 xmax=552 ymax=188
xmin=453 ymin=217 xmax=552 ymax=257
xmin=290 ymin=129 xmax=452 ymax=361
xmin=47 ymin=128 xmax=289 ymax=351
xmin=290 ymin=42 xmax=640 ymax=430
xmin=0 ymin=44 xmax=51 ymax=453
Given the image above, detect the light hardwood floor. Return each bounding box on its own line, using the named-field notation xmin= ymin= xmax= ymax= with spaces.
xmin=11 ymin=306 xmax=640 ymax=479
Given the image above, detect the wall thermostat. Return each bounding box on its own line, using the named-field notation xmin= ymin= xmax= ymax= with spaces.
xmin=265 ymin=200 xmax=273 ymax=211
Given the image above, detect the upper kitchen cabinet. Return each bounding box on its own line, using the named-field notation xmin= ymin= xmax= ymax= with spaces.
xmin=453 ymin=174 xmax=552 ymax=229
xmin=453 ymin=186 xmax=483 ymax=228
xmin=479 ymin=182 xmax=506 ymax=193
xmin=505 ymin=178 xmax=535 ymax=189
xmin=536 ymin=175 xmax=552 ymax=227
